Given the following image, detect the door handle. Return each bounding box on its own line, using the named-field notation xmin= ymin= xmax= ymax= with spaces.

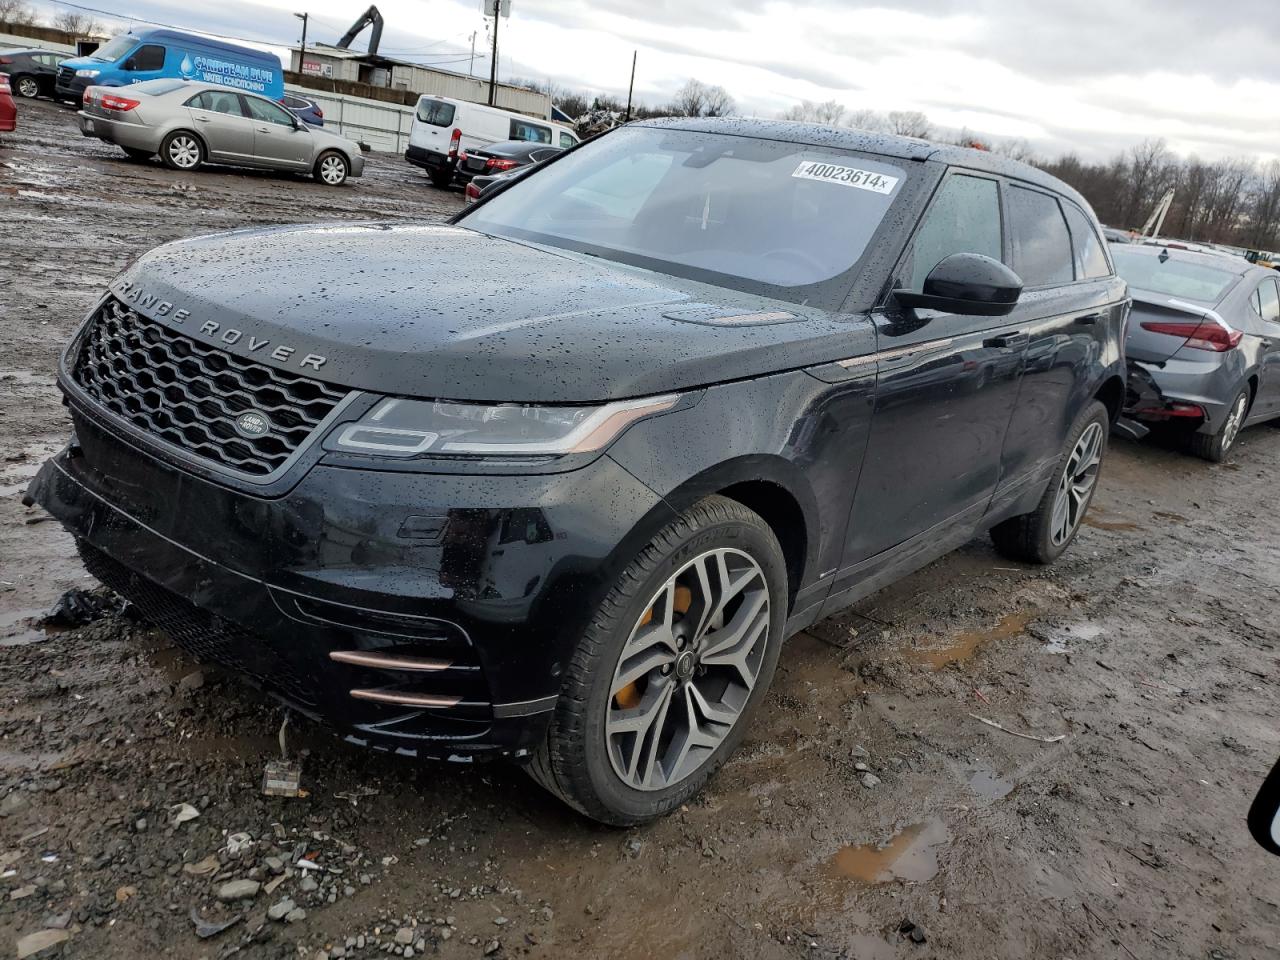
xmin=1075 ymin=313 xmax=1102 ymax=325
xmin=256 ymin=126 xmax=271 ymax=133
xmin=984 ymin=332 xmax=1029 ymax=349
xmin=194 ymin=116 xmax=210 ymax=122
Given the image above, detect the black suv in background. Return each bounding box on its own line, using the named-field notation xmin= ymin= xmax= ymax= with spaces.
xmin=27 ymin=119 xmax=1127 ymax=825
xmin=0 ymin=48 xmax=70 ymax=100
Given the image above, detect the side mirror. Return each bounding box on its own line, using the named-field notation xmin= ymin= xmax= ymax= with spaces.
xmin=1249 ymin=757 xmax=1280 ymax=856
xmin=122 ymin=57 xmax=136 ymax=70
xmin=895 ymin=252 xmax=1023 ymax=317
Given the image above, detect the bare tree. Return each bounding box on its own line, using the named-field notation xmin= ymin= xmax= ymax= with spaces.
xmin=670 ymin=79 xmax=734 ymax=118
xmin=1248 ymin=161 xmax=1280 ymax=248
xmin=0 ymin=0 xmax=37 ymax=24
xmin=886 ymin=110 xmax=932 ymax=139
xmin=52 ymin=11 xmax=101 ymax=35
xmin=846 ymin=108 xmax=886 ymax=133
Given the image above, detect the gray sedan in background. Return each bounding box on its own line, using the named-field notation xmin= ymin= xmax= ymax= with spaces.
xmin=1116 ymin=243 xmax=1280 ymax=461
xmin=76 ymin=78 xmax=364 ymax=186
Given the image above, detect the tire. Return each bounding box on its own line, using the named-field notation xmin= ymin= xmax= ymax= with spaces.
xmin=121 ymin=147 xmax=153 ymax=162
xmin=991 ymin=400 xmax=1109 ymax=564
xmin=528 ymin=495 xmax=788 ymax=826
xmin=314 ymin=150 xmax=348 ymax=186
xmin=1188 ymin=387 xmax=1249 ymax=462
xmin=429 ymin=168 xmax=453 ymax=189
xmin=160 ymin=130 xmax=204 ymax=171
xmin=13 ymin=75 xmax=40 ymax=99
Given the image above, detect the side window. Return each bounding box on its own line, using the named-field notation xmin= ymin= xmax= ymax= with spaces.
xmin=244 ymin=96 xmax=295 ymax=126
xmin=127 ymin=44 xmax=166 ymax=71
xmin=187 ymin=91 xmax=244 ymax=116
xmin=901 ymin=174 xmax=1002 ymax=292
xmin=559 ymin=132 xmax=576 ymax=149
xmin=1062 ymin=202 xmax=1112 ymax=280
xmin=1258 ymin=279 xmax=1280 ymax=324
xmin=1007 ymin=186 xmax=1074 ymax=286
xmin=509 ymin=119 xmax=551 ymax=144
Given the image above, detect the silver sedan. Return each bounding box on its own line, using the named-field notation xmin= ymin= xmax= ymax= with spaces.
xmin=76 ymin=78 xmax=364 ymax=186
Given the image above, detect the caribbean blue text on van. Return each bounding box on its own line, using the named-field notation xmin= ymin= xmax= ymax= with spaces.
xmin=55 ymin=29 xmax=283 ymax=103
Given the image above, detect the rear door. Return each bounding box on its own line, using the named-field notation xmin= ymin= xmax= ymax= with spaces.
xmin=840 ymin=170 xmax=1026 ymax=570
xmin=186 ymin=90 xmax=255 ymax=161
xmin=1249 ymin=277 xmax=1280 ymax=416
xmin=995 ymin=188 xmax=1123 ymax=496
xmin=242 ymin=94 xmax=311 ymax=169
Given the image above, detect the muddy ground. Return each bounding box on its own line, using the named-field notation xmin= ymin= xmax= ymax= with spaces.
xmin=1 ymin=98 xmax=1279 ymax=960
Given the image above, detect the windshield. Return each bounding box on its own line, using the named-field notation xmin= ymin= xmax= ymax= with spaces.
xmin=462 ymin=126 xmax=908 ymax=303
xmin=1110 ymin=247 xmax=1239 ymax=303
xmin=92 ymin=35 xmax=138 ymax=62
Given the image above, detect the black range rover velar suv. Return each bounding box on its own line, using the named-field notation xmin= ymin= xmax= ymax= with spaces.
xmin=27 ymin=119 xmax=1127 ymax=824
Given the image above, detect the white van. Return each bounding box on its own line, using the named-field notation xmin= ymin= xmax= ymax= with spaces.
xmin=405 ymin=94 xmax=579 ymax=188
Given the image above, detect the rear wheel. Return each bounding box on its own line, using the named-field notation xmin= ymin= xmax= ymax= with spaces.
xmin=528 ymin=495 xmax=787 ymax=825
xmin=121 ymin=147 xmax=153 ymax=162
xmin=991 ymin=401 xmax=1109 ymax=564
xmin=160 ymin=131 xmax=203 ymax=171
xmin=429 ymin=168 xmax=452 ymax=189
xmin=13 ymin=75 xmax=40 ymax=99
xmin=1188 ymin=387 xmax=1249 ymax=462
xmin=314 ymin=150 xmax=348 ymax=186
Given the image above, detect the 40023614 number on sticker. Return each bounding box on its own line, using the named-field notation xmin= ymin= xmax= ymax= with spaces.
xmin=791 ymin=161 xmax=900 ymax=194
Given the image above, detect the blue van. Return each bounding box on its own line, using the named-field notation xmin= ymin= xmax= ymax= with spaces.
xmin=55 ymin=29 xmax=283 ymax=104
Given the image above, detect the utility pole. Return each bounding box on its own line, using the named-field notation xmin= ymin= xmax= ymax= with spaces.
xmin=294 ymin=12 xmax=308 ymax=75
xmin=487 ymin=6 xmax=500 ymax=106
xmin=624 ymin=49 xmax=636 ymax=121
xmin=468 ymin=30 xmax=476 ymax=77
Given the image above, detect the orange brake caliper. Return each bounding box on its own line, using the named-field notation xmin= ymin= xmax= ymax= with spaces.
xmin=614 ymin=585 xmax=693 ymax=710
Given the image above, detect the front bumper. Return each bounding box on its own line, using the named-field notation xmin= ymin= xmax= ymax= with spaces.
xmin=26 ymin=402 xmax=672 ymax=761
xmin=56 ymin=75 xmax=89 ymax=102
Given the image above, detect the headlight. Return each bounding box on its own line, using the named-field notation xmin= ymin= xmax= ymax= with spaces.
xmin=75 ymin=69 xmax=100 ymax=78
xmin=327 ymin=394 xmax=679 ymax=458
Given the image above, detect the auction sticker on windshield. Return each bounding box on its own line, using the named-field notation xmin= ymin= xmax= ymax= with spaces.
xmin=791 ymin=161 xmax=899 ymax=194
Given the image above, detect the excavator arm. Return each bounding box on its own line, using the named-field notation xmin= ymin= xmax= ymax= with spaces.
xmin=336 ymin=5 xmax=385 ymax=56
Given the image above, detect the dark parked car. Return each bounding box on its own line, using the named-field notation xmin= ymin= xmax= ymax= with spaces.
xmin=0 ymin=47 xmax=69 ymax=100
xmin=281 ymin=93 xmax=324 ymax=127
xmin=455 ymin=138 xmax=562 ymax=184
xmin=26 ymin=118 xmax=1127 ymax=825
xmin=1114 ymin=244 xmax=1280 ymax=461
xmin=463 ymin=162 xmax=537 ymax=204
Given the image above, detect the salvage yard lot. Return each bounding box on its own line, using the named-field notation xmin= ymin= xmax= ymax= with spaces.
xmin=1 ymin=99 xmax=1279 ymax=959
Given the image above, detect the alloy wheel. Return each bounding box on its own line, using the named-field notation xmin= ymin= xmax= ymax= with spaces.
xmin=16 ymin=77 xmax=39 ymax=99
xmin=605 ymin=548 xmax=770 ymax=791
xmin=1220 ymin=392 xmax=1248 ymax=452
xmin=168 ymin=136 xmax=200 ymax=169
xmin=1050 ymin=421 xmax=1104 ymax=546
xmin=319 ymin=155 xmax=346 ymax=185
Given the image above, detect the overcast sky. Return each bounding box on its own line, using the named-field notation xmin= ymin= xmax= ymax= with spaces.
xmin=38 ymin=0 xmax=1280 ymax=162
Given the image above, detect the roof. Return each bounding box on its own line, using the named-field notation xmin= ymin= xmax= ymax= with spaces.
xmin=633 ymin=116 xmax=1095 ymax=214
xmin=127 ymin=28 xmax=279 ymax=62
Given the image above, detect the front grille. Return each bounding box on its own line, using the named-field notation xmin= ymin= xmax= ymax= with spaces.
xmin=57 ymin=65 xmax=74 ymax=86
xmin=71 ymin=298 xmax=348 ymax=477
xmin=78 ymin=542 xmax=317 ymax=708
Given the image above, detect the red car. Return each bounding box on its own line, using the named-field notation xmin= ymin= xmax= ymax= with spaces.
xmin=0 ymin=74 xmax=16 ymax=132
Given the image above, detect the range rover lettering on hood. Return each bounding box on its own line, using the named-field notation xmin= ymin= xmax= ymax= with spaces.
xmin=112 ymin=279 xmax=328 ymax=371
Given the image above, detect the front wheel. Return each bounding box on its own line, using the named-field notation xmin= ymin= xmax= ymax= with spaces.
xmin=14 ymin=76 xmax=40 ymax=99
xmin=1188 ymin=387 xmax=1249 ymax=462
xmin=991 ymin=400 xmax=1109 ymax=564
xmin=160 ymin=130 xmax=203 ymax=171
xmin=528 ymin=495 xmax=787 ymax=825
xmin=314 ymin=150 xmax=348 ymax=186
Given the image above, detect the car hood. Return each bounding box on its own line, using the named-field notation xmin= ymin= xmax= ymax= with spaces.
xmin=104 ymin=222 xmax=871 ymax=403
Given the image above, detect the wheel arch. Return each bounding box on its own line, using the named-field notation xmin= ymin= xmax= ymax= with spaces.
xmin=1093 ymin=373 xmax=1125 ymax=423
xmin=163 ymin=126 xmax=208 ymax=158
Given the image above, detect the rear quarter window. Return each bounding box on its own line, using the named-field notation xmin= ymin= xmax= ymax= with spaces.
xmin=1007 ymin=186 xmax=1074 ymax=287
xmin=417 ymin=99 xmax=455 ymax=127
xmin=1062 ymin=202 xmax=1112 ymax=279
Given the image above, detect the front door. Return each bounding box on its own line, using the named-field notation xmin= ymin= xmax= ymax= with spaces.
xmin=242 ymin=94 xmax=311 ymax=169
xmin=1247 ymin=276 xmax=1280 ymax=418
xmin=120 ymin=43 xmax=167 ymax=84
xmin=834 ymin=171 xmax=1026 ymax=596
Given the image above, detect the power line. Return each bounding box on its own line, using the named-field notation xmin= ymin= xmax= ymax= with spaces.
xmin=38 ymin=0 xmax=297 ymax=49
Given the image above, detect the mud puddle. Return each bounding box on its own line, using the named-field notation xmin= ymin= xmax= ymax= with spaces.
xmin=828 ymin=818 xmax=950 ymax=883
xmin=906 ymin=612 xmax=1031 ymax=669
